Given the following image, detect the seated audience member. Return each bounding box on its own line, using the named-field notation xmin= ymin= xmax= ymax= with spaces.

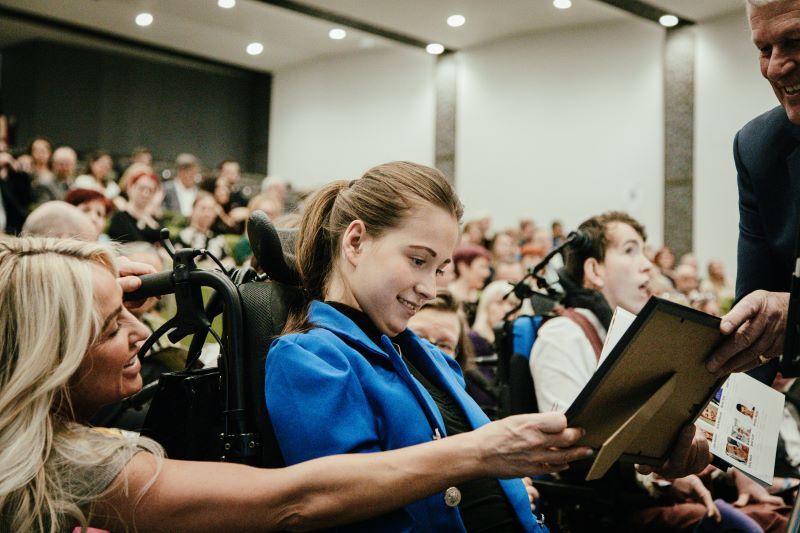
xmin=407 ymin=290 xmax=498 ymax=418
xmin=494 ymin=259 xmax=524 ymax=283
xmin=65 ymin=188 xmax=113 ymax=242
xmin=247 ymin=192 xmax=282 ymax=221
xmin=436 ymin=260 xmax=456 ymax=289
xmin=521 ymin=244 xmax=546 ymax=273
xmin=260 ymin=175 xmax=289 ymax=215
xmin=470 ymin=279 xmax=519 ymax=359
xmin=654 ymin=245 xmax=677 ymax=284
xmin=75 ymin=150 xmax=119 ymax=200
xmin=519 ymin=217 xmax=535 ymax=247
xmin=130 ymin=146 xmax=152 ymax=167
xmin=551 ymin=220 xmax=566 ymax=248
xmin=21 ymin=201 xmax=98 ymax=241
xmin=28 ymin=137 xmax=61 ymax=204
xmin=700 ymin=260 xmax=735 ymax=312
xmin=690 ymin=292 xmax=722 ymax=317
xmin=203 ymin=176 xmax=248 ymax=234
xmin=217 ymin=159 xmax=248 ymax=208
xmin=680 ymin=252 xmax=699 ymax=270
xmin=448 ymin=244 xmax=492 ymax=326
xmin=489 ymin=231 xmax=518 ymax=265
xmin=477 ymin=212 xmax=493 ymax=248
xmin=163 ymin=153 xmax=200 ymax=218
xmin=265 ymin=162 xmax=595 ymax=532
xmin=176 ymin=191 xmax=231 ymax=263
xmin=674 ymin=263 xmax=700 ymax=298
xmin=28 ymin=136 xmax=54 ymax=184
xmin=107 ymin=168 xmax=163 ymax=244
xmin=47 ymin=145 xmax=77 ymax=200
xmin=0 ymin=149 xmax=32 ymax=234
xmin=0 ymin=236 xmax=596 ymax=531
xmin=460 ymin=219 xmax=485 ymax=246
xmin=531 ymin=227 xmax=553 ymax=255
xmin=529 ymin=211 xmax=787 ymax=531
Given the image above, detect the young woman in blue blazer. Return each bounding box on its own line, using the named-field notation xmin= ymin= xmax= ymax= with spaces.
xmin=265 ymin=161 xmax=592 ymax=532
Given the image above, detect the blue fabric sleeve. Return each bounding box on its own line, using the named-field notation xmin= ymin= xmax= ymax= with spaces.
xmin=265 ymin=335 xmax=382 ymax=465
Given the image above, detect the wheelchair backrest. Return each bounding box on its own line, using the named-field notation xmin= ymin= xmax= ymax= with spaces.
xmin=240 ymin=279 xmax=303 ymax=468
xmin=495 ymin=314 xmax=544 ymax=418
xmin=240 ymin=211 xmax=304 ymax=468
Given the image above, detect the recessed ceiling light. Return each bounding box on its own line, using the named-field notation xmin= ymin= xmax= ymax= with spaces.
xmin=218 ymin=0 xmax=236 ymax=8
xmin=553 ymin=0 xmax=572 ymax=9
xmin=426 ymin=43 xmax=445 ymax=55
xmin=329 ymin=28 xmax=347 ymax=40
xmin=659 ymin=14 xmax=679 ymax=27
xmin=135 ymin=13 xmax=153 ymax=27
xmin=246 ymin=42 xmax=264 ymax=55
xmin=447 ymin=15 xmax=466 ymax=27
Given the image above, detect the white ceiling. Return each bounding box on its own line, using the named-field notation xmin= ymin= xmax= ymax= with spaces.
xmin=0 ymin=0 xmax=746 ymax=72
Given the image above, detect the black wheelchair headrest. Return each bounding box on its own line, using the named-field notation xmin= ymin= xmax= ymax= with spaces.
xmin=247 ymin=210 xmax=300 ymax=286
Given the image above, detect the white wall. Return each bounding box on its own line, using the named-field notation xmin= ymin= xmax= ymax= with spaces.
xmin=694 ymin=9 xmax=776 ymax=280
xmin=456 ymin=19 xmax=665 ymax=242
xmin=269 ymin=47 xmax=437 ymax=188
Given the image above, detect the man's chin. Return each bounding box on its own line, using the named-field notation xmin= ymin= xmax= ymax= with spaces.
xmin=782 ymin=101 xmax=800 ymax=125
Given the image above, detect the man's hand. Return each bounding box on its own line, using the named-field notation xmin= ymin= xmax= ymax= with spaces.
xmin=637 ymin=425 xmax=711 ymax=479
xmin=706 ymin=290 xmax=789 ymax=376
xmin=116 ymin=256 xmax=157 ymax=310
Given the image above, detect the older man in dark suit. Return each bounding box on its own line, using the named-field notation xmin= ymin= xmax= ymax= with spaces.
xmin=708 ymin=0 xmax=800 ymax=381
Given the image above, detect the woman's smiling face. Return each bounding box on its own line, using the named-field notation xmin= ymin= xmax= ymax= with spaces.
xmin=69 ymin=265 xmax=149 ymax=419
xmin=337 ymin=204 xmax=460 ymax=337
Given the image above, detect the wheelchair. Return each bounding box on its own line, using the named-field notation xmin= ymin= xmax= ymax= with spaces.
xmin=123 ymin=210 xmax=297 ymax=467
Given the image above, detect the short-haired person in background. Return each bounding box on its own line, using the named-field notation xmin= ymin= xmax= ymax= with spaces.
xmin=448 ymin=244 xmax=491 ymax=326
xmin=107 ymin=166 xmax=163 ymax=244
xmin=407 ymin=289 xmax=499 ymax=419
xmin=217 ymin=158 xmax=248 ymax=209
xmin=265 ymin=161 xmax=595 ymax=532
xmin=21 ymin=201 xmax=98 ymax=241
xmin=529 ymin=211 xmax=786 ymax=531
xmin=162 ymin=153 xmax=200 ymax=218
xmin=130 ymin=146 xmax=152 ymax=167
xmin=0 ymin=236 xmax=601 ymax=532
xmin=51 ymin=145 xmax=77 ymax=198
xmin=64 ymin=188 xmax=113 ymax=242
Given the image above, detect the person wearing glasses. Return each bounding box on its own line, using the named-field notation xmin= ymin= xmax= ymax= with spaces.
xmin=407 ymin=289 xmax=498 ymax=417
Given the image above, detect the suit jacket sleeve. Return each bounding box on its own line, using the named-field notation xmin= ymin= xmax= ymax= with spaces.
xmin=734 ymin=129 xmax=788 ymax=302
xmin=734 ymin=129 xmax=782 ymax=383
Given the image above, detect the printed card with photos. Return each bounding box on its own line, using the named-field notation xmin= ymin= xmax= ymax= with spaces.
xmin=695 ymin=373 xmax=785 ymax=486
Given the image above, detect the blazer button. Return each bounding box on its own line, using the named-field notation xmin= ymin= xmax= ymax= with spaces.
xmin=444 ymin=486 xmax=461 ymax=507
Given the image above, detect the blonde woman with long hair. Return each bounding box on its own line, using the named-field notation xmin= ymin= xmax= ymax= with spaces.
xmin=0 ymin=236 xmax=592 ymax=532
xmin=471 ymin=280 xmax=520 ymax=349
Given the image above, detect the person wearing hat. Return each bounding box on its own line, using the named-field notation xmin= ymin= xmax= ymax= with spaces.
xmin=163 ymin=153 xmax=200 ymax=217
